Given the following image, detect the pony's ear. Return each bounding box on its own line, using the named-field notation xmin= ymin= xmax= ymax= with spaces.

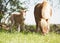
xmin=20 ymin=10 xmax=26 ymax=12
xmin=43 ymin=0 xmax=47 ymax=1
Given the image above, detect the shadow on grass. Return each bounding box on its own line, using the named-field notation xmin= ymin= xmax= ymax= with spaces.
xmin=0 ymin=24 xmax=60 ymax=35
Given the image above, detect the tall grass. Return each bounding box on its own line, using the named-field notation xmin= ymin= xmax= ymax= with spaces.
xmin=0 ymin=31 xmax=60 ymax=43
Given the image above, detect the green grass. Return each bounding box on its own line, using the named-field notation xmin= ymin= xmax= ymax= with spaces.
xmin=0 ymin=31 xmax=60 ymax=43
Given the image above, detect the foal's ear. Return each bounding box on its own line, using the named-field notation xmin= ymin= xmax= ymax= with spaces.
xmin=23 ymin=10 xmax=26 ymax=13
xmin=25 ymin=10 xmax=26 ymax=12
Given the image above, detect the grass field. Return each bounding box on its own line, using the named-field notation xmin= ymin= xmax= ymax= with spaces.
xmin=0 ymin=24 xmax=60 ymax=43
xmin=0 ymin=31 xmax=60 ymax=43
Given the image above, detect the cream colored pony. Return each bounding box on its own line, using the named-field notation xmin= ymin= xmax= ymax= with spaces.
xmin=34 ymin=0 xmax=52 ymax=35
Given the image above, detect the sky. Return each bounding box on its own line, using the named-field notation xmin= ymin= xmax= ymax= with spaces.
xmin=24 ymin=0 xmax=60 ymax=25
xmin=1 ymin=0 xmax=60 ymax=25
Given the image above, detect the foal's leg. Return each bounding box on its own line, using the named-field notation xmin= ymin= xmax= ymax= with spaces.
xmin=17 ymin=24 xmax=21 ymax=32
xmin=21 ymin=22 xmax=25 ymax=31
xmin=9 ymin=21 xmax=14 ymax=32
